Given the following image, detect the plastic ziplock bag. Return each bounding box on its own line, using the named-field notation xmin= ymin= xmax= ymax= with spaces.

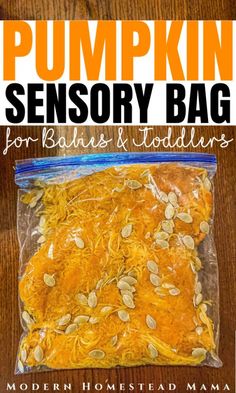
xmin=14 ymin=152 xmax=222 ymax=373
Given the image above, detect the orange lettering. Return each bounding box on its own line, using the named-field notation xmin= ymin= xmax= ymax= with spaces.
xmin=187 ymin=21 xmax=198 ymax=80
xmin=204 ymin=21 xmax=232 ymax=80
xmin=122 ymin=21 xmax=150 ymax=80
xmin=70 ymin=21 xmax=116 ymax=80
xmin=155 ymin=21 xmax=184 ymax=80
xmin=4 ymin=21 xmax=32 ymax=80
xmin=36 ymin=21 xmax=65 ymax=81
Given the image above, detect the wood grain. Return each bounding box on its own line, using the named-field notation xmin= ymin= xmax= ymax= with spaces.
xmin=0 ymin=1 xmax=236 ymax=392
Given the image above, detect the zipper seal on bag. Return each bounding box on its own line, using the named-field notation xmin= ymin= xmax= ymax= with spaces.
xmin=15 ymin=152 xmax=217 ymax=188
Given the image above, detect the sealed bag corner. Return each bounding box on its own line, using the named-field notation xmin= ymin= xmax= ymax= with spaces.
xmin=14 ymin=152 xmax=222 ymax=374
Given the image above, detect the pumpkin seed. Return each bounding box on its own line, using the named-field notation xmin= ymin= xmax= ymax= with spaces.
xmin=121 ymin=223 xmax=133 ymax=238
xmin=20 ymin=348 xmax=27 ymax=363
xmin=183 ymin=235 xmax=195 ymax=250
xmin=121 ymin=289 xmax=133 ymax=298
xmin=88 ymin=291 xmax=97 ymax=308
xmin=29 ymin=200 xmax=37 ymax=208
xmin=200 ymin=303 xmax=208 ymax=313
xmin=35 ymin=190 xmax=44 ymax=201
xmin=193 ymin=257 xmax=202 ymax=271
xmin=77 ymin=293 xmax=88 ymax=306
xmin=100 ymin=306 xmax=113 ymax=314
xmin=73 ymin=315 xmax=89 ymax=324
xmin=89 ymin=316 xmax=99 ymax=324
xmin=31 ymin=228 xmax=39 ymax=236
xmin=34 ymin=345 xmax=43 ymax=362
xmin=35 ymin=204 xmax=43 ymax=214
xmin=161 ymin=220 xmax=174 ymax=234
xmin=65 ymin=323 xmax=77 ymax=334
xmin=121 ymin=276 xmax=137 ymax=285
xmin=113 ymin=187 xmax=124 ymax=192
xmin=128 ymin=270 xmax=136 ymax=277
xmin=195 ymin=293 xmax=203 ymax=306
xmin=162 ymin=283 xmax=175 ymax=289
xmin=200 ymin=221 xmax=209 ymax=234
xmin=96 ymin=279 xmax=103 ymax=290
xmin=48 ymin=243 xmax=54 ymax=259
xmin=176 ymin=212 xmax=193 ymax=223
xmin=169 ymin=288 xmax=180 ymax=296
xmin=75 ymin=237 xmax=84 ymax=249
xmin=37 ymin=235 xmax=45 ymax=243
xmin=18 ymin=359 xmax=24 ymax=373
xmin=118 ymin=310 xmax=130 ymax=322
xmin=195 ymin=281 xmax=202 ymax=295
xmin=34 ymin=180 xmax=44 ymax=188
xmin=146 ymin=314 xmax=157 ymax=329
xmin=126 ymin=180 xmax=142 ymax=190
xmin=192 ymin=348 xmax=207 ymax=357
xmin=165 ymin=203 xmax=175 ymax=219
xmin=199 ymin=312 xmax=206 ymax=324
xmin=54 ymin=329 xmax=64 ymax=334
xmin=192 ymin=189 xmax=199 ymax=199
xmin=159 ymin=191 xmax=169 ymax=203
xmin=148 ymin=343 xmax=158 ymax=359
xmin=122 ymin=294 xmax=135 ymax=309
xmin=168 ymin=191 xmax=178 ymax=207
xmin=43 ymin=273 xmax=56 ymax=287
xmin=140 ymin=169 xmax=150 ymax=178
xmin=57 ymin=313 xmax=71 ymax=326
xmin=117 ymin=280 xmax=132 ymax=291
xmin=22 ymin=311 xmax=34 ymax=325
xmin=111 ymin=335 xmax=118 ymax=346
xmin=196 ymin=326 xmax=203 ymax=335
xmin=154 ymin=231 xmax=169 ymax=240
xmin=150 ymin=274 xmax=161 ymax=287
xmin=154 ymin=287 xmax=166 ymax=296
xmin=147 ymin=260 xmax=158 ymax=274
xmin=203 ymin=177 xmax=211 ymax=191
xmin=144 ymin=232 xmax=151 ymax=239
xmin=156 ymin=239 xmax=169 ymax=249
xmin=39 ymin=215 xmax=46 ymax=227
xmin=89 ymin=349 xmax=105 ymax=359
xmin=190 ymin=261 xmax=196 ymax=273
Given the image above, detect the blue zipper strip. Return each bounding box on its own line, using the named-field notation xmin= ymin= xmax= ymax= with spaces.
xmin=16 ymin=152 xmax=217 ymax=174
xmin=15 ymin=152 xmax=217 ymax=188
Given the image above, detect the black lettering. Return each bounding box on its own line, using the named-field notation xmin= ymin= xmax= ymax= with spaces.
xmin=28 ymin=84 xmax=44 ymax=123
xmin=211 ymin=83 xmax=230 ymax=123
xmin=90 ymin=83 xmax=110 ymax=123
xmin=113 ymin=84 xmax=132 ymax=123
xmin=69 ymin=84 xmax=88 ymax=123
xmin=166 ymin=84 xmax=186 ymax=123
xmin=134 ymin=83 xmax=153 ymax=123
xmin=47 ymin=84 xmax=66 ymax=123
xmin=5 ymin=83 xmax=25 ymax=123
xmin=188 ymin=84 xmax=208 ymax=123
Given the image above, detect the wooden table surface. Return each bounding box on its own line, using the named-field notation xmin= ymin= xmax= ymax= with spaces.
xmin=0 ymin=1 xmax=236 ymax=392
